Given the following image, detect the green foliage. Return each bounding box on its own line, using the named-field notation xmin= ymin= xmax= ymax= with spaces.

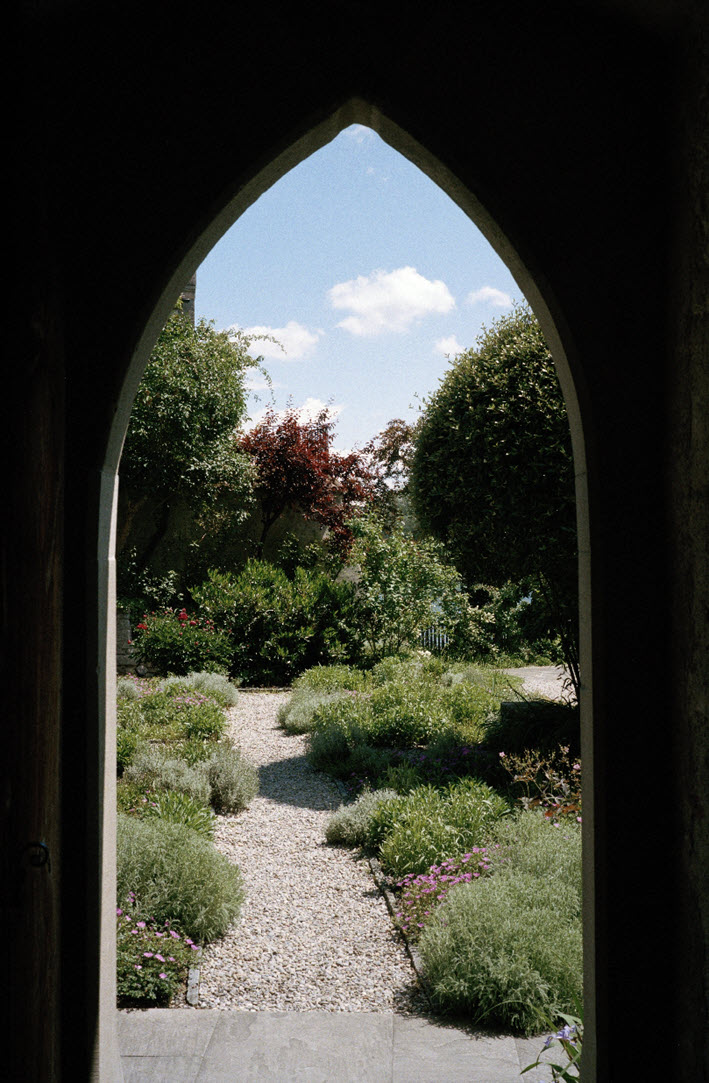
xmin=117 ymin=676 xmax=142 ymax=701
xmin=116 ymin=727 xmax=139 ymax=774
xmin=369 ymin=778 xmax=510 ymax=878
xmin=143 ymin=790 xmax=215 ymax=838
xmin=116 ymin=813 xmax=245 ymax=943
xmin=482 ymin=698 xmax=580 ymax=758
xmin=347 ymin=514 xmax=474 ymax=659
xmin=132 ymin=607 xmax=233 ymax=676
xmin=158 ymin=670 xmax=240 ymax=707
xmin=277 ymin=689 xmax=355 ymax=735
xmin=410 ymin=305 xmax=578 ymax=693
xmin=418 ymin=812 xmax=581 ymax=1034
xmin=191 ymin=562 xmax=362 ymax=685
xmin=123 ymin=739 xmax=259 ymax=815
xmin=522 ymin=1012 xmax=583 ymax=1080
xmin=465 ymin=581 xmax=560 ymax=664
xmin=304 ymin=664 xmax=502 ymax=777
xmin=124 ymin=745 xmax=213 ymax=806
xmin=118 ymin=309 xmax=259 ymax=593
xmin=117 ymin=682 xmax=229 ymax=765
xmin=205 ymin=744 xmax=260 ymax=812
xmin=291 ymin=664 xmax=369 ymax=694
xmin=325 ymin=789 xmax=398 ymax=847
xmin=116 ymin=899 xmax=197 ymax=1006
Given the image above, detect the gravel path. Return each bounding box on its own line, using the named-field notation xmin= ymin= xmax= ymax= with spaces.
xmin=193 ymin=692 xmax=426 ymax=1014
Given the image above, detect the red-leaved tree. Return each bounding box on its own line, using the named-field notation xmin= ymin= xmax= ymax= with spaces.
xmin=236 ymin=406 xmax=377 ymax=556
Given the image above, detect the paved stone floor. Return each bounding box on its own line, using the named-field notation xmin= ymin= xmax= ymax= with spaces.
xmin=118 ymin=1008 xmax=559 ymax=1082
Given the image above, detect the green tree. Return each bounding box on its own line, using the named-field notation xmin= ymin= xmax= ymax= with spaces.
xmin=347 ymin=513 xmax=473 ymax=659
xmin=410 ymin=305 xmax=578 ymax=693
xmin=118 ymin=308 xmax=259 ymax=596
xmin=361 ymin=417 xmax=421 ymax=531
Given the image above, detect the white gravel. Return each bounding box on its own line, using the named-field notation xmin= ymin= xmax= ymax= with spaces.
xmin=192 ymin=691 xmax=426 ymax=1014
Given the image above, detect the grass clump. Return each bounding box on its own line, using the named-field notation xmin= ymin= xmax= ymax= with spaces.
xmin=116 ymin=813 xmax=245 ymax=943
xmin=142 ymin=790 xmax=216 ymax=838
xmin=325 ymin=789 xmax=398 ymax=847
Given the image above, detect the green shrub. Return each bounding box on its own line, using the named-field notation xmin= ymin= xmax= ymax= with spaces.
xmin=306 ymin=667 xmax=502 ymax=752
xmin=489 ymin=810 xmax=582 ymax=896
xmin=191 ymin=563 xmax=362 ymax=685
xmin=370 ymin=778 xmax=510 ymax=878
xmin=116 ymin=684 xmax=228 ymax=761
xmin=325 ymin=789 xmax=398 ymax=847
xmin=179 ymin=698 xmax=227 ymax=741
xmin=278 ymin=690 xmax=356 ymax=735
xmin=124 ymin=745 xmax=212 ymax=806
xmin=292 ymin=664 xmax=369 ymax=694
xmin=116 ymin=727 xmax=139 ymax=774
xmin=143 ymin=790 xmax=215 ymax=838
xmin=307 ymin=721 xmax=355 ymax=778
xmin=206 ymin=744 xmax=259 ymax=812
xmin=116 ymin=897 xmax=197 ymax=1005
xmin=116 ymin=814 xmax=245 ymax=942
xmin=133 ymin=607 xmax=233 ymax=676
xmin=419 ymin=813 xmax=582 ymax=1034
xmin=117 ymin=676 xmax=141 ymax=701
xmin=116 ymin=777 xmax=156 ymax=816
xmin=482 ymin=698 xmax=580 ymax=757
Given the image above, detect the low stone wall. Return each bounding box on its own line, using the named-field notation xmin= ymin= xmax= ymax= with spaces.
xmin=116 ymin=609 xmax=137 ymax=674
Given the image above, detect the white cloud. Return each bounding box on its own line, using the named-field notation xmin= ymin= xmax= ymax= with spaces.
xmin=467 ymin=286 xmax=513 ymax=307
xmin=240 ymin=320 xmax=323 ymax=360
xmin=434 ymin=335 xmax=463 ymax=357
xmin=329 ymin=266 xmax=455 ymax=336
xmin=244 ymin=374 xmax=280 ymax=392
xmin=344 ymin=124 xmax=375 ymax=145
xmin=245 ymin=397 xmax=343 ymax=432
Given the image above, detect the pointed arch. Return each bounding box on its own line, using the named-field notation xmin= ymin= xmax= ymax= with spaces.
xmin=98 ymin=97 xmax=593 ymax=1076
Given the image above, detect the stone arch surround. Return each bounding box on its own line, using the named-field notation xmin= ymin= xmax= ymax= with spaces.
xmin=6 ymin=3 xmax=709 ymax=1080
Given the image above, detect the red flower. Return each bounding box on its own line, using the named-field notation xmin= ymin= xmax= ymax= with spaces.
xmin=136 ymin=623 xmax=147 ymax=630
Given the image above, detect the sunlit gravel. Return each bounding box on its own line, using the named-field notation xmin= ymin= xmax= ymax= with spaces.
xmin=190 ymin=691 xmax=427 ymax=1014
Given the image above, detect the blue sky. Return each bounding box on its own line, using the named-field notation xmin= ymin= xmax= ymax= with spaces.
xmin=195 ymin=124 xmax=524 ymax=453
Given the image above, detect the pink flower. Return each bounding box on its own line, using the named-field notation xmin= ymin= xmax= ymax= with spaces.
xmin=159 ymin=973 xmax=168 ymax=979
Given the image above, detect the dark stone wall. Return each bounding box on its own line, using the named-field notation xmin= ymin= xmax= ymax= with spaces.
xmin=7 ymin=2 xmax=709 ymax=1079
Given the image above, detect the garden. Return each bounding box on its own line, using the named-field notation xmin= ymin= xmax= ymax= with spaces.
xmin=115 ymin=303 xmax=583 ymax=1076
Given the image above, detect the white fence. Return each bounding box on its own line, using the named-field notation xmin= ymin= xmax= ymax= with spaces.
xmin=419 ymin=624 xmax=451 ymax=653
